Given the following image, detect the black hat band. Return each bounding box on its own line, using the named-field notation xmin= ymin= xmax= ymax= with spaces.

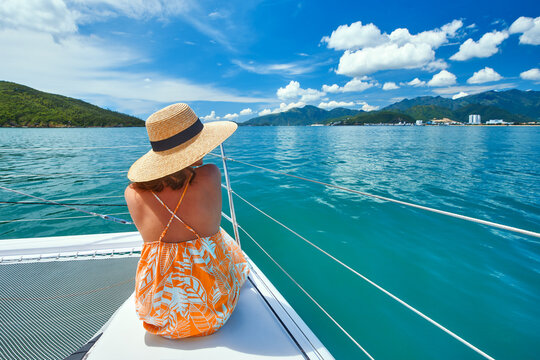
xmin=150 ymin=119 xmax=204 ymax=152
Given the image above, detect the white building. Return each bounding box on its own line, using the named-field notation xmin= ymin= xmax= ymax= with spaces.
xmin=468 ymin=114 xmax=481 ymax=124
xmin=486 ymin=119 xmax=509 ymax=125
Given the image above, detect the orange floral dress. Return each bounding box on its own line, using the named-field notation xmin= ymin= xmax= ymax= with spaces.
xmin=134 ymin=180 xmax=249 ymax=338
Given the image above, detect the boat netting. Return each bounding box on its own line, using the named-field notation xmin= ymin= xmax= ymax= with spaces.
xmin=0 ymin=257 xmax=138 ymax=360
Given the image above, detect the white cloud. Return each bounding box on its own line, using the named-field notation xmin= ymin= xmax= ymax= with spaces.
xmin=321 ymin=77 xmax=376 ymax=93
xmin=389 ymin=20 xmax=462 ymax=48
xmin=318 ymin=101 xmax=355 ymax=109
xmin=321 ymin=21 xmax=387 ymax=50
xmin=357 ymin=101 xmax=379 ymax=112
xmin=0 ymin=0 xmax=78 ymax=34
xmin=277 ymin=81 xmax=302 ymax=100
xmin=452 ymin=92 xmax=469 ymax=100
xmin=382 ymin=82 xmax=399 ymax=90
xmin=257 ymin=102 xmax=306 ymax=116
xmin=70 ymin=0 xmax=192 ymax=20
xmin=337 ymin=42 xmax=435 ymax=77
xmin=274 ymin=101 xmax=305 ymax=113
xmin=232 ymin=59 xmax=324 ymax=76
xmin=431 ymin=82 xmax=516 ymax=96
xmin=208 ymin=11 xmax=226 ymax=19
xmin=428 ymin=70 xmax=457 ymax=87
xmin=276 ymin=81 xmax=324 ymax=102
xmin=450 ymin=31 xmax=509 ymax=61
xmin=239 ymin=108 xmax=253 ymax=115
xmin=322 ymin=84 xmax=341 ymax=93
xmin=201 ymin=111 xmax=219 ymax=121
xmin=70 ymin=0 xmax=222 ymax=43
xmin=342 ymin=77 xmax=376 ymax=92
xmin=223 ymin=113 xmax=239 ymax=120
xmin=467 ymin=67 xmax=502 ymax=84
xmin=520 ymin=68 xmax=540 ymax=81
xmin=424 ymin=59 xmax=448 ymax=72
xmin=258 ymin=108 xmax=272 ymax=116
xmin=509 ymin=16 xmax=540 ymax=45
xmin=401 ymin=78 xmax=426 ymax=87
xmin=323 ymin=19 xmax=462 ymax=51
xmin=324 ymin=20 xmax=462 ymax=76
xmin=299 ymin=88 xmax=325 ymax=102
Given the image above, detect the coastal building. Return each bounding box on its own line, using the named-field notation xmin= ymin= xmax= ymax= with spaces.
xmin=468 ymin=114 xmax=481 ymax=124
xmin=431 ymin=118 xmax=459 ymax=125
xmin=486 ymin=119 xmax=512 ymax=125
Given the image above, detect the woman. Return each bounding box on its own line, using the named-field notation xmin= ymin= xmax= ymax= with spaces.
xmin=125 ymin=103 xmax=249 ymax=339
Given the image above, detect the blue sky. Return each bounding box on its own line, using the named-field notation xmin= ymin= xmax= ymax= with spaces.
xmin=0 ymin=0 xmax=538 ymax=121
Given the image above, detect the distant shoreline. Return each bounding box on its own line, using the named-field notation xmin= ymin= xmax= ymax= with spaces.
xmin=0 ymin=125 xmax=144 ymax=128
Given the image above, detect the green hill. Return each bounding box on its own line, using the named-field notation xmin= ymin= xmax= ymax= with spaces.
xmin=385 ymin=95 xmax=455 ymax=112
xmin=385 ymin=89 xmax=539 ymax=120
xmin=327 ymin=111 xmax=415 ymax=125
xmin=403 ymin=105 xmax=455 ymax=120
xmin=242 ymin=105 xmax=361 ymax=126
xmin=0 ymin=81 xmax=144 ymax=127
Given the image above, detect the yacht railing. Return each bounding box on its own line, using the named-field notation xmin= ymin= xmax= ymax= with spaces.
xmin=220 ymin=144 xmax=241 ymax=246
xmin=2 ymin=144 xmax=539 ymax=359
xmin=213 ymin=151 xmax=499 ymax=360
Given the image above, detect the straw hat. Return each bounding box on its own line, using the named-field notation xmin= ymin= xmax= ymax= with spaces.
xmin=128 ymin=103 xmax=237 ymax=182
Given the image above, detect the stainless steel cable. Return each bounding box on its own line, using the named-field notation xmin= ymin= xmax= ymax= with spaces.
xmin=208 ymin=152 xmax=539 ymax=239
xmin=0 ymin=212 xmax=132 ymax=224
xmin=232 ymin=190 xmax=495 ymax=360
xmin=238 ymin=223 xmax=375 ymax=360
xmin=0 ymin=186 xmax=133 ymax=225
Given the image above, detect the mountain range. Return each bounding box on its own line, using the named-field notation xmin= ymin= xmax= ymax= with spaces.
xmin=243 ymin=89 xmax=539 ymax=126
xmin=242 ymin=106 xmax=361 ymax=126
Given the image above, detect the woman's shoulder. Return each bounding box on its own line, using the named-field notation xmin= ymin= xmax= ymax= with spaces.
xmin=124 ymin=184 xmax=144 ymax=209
xmin=193 ymin=164 xmax=221 ymax=187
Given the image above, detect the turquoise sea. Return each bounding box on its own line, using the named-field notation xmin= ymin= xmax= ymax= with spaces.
xmin=0 ymin=126 xmax=539 ymax=359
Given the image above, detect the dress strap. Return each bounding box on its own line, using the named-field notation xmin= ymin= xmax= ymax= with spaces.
xmin=152 ymin=173 xmax=200 ymax=241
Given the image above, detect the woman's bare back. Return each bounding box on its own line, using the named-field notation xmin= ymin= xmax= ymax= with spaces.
xmin=125 ymin=164 xmax=222 ymax=243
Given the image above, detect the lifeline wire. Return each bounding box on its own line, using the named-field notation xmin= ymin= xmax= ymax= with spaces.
xmin=0 ymin=145 xmax=148 ymax=151
xmin=208 ymin=152 xmax=539 ymax=239
xmin=232 ymin=190 xmax=495 ymax=360
xmin=0 ymin=212 xmax=131 ymax=224
xmin=0 ymin=170 xmax=127 ymax=178
xmin=238 ymin=224 xmax=375 ymax=360
xmin=0 ymin=201 xmax=125 ymax=207
xmin=0 ymin=185 xmax=133 ymax=225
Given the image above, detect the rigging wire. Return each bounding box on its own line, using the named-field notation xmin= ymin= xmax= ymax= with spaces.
xmin=0 ymin=145 xmax=148 ymax=151
xmin=238 ymin=223 xmax=375 ymax=360
xmin=0 ymin=201 xmax=126 ymax=207
xmin=0 ymin=212 xmax=131 ymax=224
xmin=0 ymin=170 xmax=127 ymax=178
xmin=208 ymin=152 xmax=540 ymax=239
xmin=232 ymin=190 xmax=495 ymax=360
xmin=50 ymin=195 xmax=125 ymax=202
xmin=0 ymin=185 xmax=133 ymax=225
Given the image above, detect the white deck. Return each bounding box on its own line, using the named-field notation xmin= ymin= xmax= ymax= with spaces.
xmin=0 ymin=231 xmax=334 ymax=359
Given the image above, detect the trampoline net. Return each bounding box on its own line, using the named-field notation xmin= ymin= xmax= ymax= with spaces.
xmin=0 ymin=257 xmax=139 ymax=360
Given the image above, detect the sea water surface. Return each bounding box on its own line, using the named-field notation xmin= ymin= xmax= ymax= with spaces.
xmin=0 ymin=126 xmax=539 ymax=359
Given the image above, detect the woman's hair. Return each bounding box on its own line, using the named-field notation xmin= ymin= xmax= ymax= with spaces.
xmin=132 ymin=167 xmax=196 ymax=192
